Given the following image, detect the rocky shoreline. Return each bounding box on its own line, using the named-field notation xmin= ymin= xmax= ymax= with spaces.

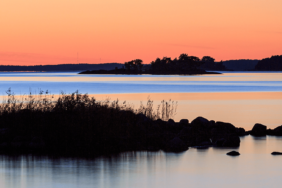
xmin=0 ymin=114 xmax=281 ymax=157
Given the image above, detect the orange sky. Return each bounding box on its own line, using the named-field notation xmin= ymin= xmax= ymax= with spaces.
xmin=1 ymin=0 xmax=281 ymax=65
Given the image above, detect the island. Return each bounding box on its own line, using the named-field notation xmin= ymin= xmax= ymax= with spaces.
xmin=79 ymin=53 xmax=222 ymax=75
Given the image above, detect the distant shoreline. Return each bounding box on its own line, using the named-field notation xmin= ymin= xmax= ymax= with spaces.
xmin=0 ymin=63 xmax=124 ymax=72
xmin=0 ymin=55 xmax=281 ymax=72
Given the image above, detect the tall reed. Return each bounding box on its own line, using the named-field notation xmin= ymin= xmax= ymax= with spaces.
xmin=0 ymin=89 xmax=177 ymax=121
xmin=0 ymin=89 xmax=178 ymax=156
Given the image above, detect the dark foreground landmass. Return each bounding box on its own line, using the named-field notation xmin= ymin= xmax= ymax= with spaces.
xmin=0 ymin=91 xmax=281 ymax=158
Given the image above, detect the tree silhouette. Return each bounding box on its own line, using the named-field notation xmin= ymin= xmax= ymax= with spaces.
xmin=201 ymin=56 xmax=215 ymax=70
xmin=255 ymin=55 xmax=282 ymax=70
xmin=150 ymin=53 xmax=203 ymax=73
xmin=178 ymin=54 xmax=201 ymax=71
xmin=124 ymin=61 xmax=132 ymax=71
xmin=134 ymin=59 xmax=143 ymax=71
xmin=124 ymin=59 xmax=143 ymax=72
xmin=202 ymin=56 xmax=215 ymax=63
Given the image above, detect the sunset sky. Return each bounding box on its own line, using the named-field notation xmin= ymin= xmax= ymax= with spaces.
xmin=1 ymin=0 xmax=281 ymax=65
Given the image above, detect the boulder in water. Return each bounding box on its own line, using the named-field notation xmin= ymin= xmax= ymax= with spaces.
xmin=250 ymin=123 xmax=267 ymax=136
xmin=271 ymin=152 xmax=282 ymax=155
xmin=191 ymin=117 xmax=211 ymax=128
xmin=226 ymin=151 xmax=240 ymax=156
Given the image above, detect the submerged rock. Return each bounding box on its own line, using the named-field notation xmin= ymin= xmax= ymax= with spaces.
xmin=271 ymin=152 xmax=282 ymax=155
xmin=226 ymin=151 xmax=240 ymax=156
xmin=250 ymin=123 xmax=267 ymax=136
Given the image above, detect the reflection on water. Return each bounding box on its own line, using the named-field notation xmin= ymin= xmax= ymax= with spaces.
xmin=0 ymin=136 xmax=282 ymax=188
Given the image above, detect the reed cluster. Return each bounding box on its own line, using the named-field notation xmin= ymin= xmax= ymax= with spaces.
xmin=0 ymin=89 xmax=177 ymax=156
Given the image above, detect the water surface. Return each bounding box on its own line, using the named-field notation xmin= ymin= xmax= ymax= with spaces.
xmin=0 ymin=72 xmax=282 ymax=187
xmin=1 ymin=72 xmax=282 ymax=95
xmin=0 ymin=136 xmax=282 ymax=188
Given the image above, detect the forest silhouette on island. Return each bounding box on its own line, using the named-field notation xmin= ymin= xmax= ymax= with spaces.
xmin=80 ymin=53 xmax=223 ymax=75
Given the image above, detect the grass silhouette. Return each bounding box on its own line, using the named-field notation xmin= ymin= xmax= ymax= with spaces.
xmin=0 ymin=89 xmax=177 ymax=157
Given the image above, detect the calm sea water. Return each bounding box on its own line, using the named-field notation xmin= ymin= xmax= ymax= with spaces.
xmin=0 ymin=71 xmax=282 ymax=188
xmin=1 ymin=71 xmax=282 ymax=94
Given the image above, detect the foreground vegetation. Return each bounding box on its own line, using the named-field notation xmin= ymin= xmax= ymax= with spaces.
xmin=0 ymin=89 xmax=179 ymax=156
xmin=1 ymin=89 xmax=281 ymax=158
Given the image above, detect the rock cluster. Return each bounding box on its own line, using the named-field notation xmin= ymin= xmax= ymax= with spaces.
xmin=248 ymin=123 xmax=282 ymax=137
xmin=1 ymin=113 xmax=282 ymax=156
xmin=132 ymin=116 xmax=245 ymax=153
xmin=0 ymin=116 xmax=247 ymax=155
xmin=250 ymin=123 xmax=267 ymax=136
